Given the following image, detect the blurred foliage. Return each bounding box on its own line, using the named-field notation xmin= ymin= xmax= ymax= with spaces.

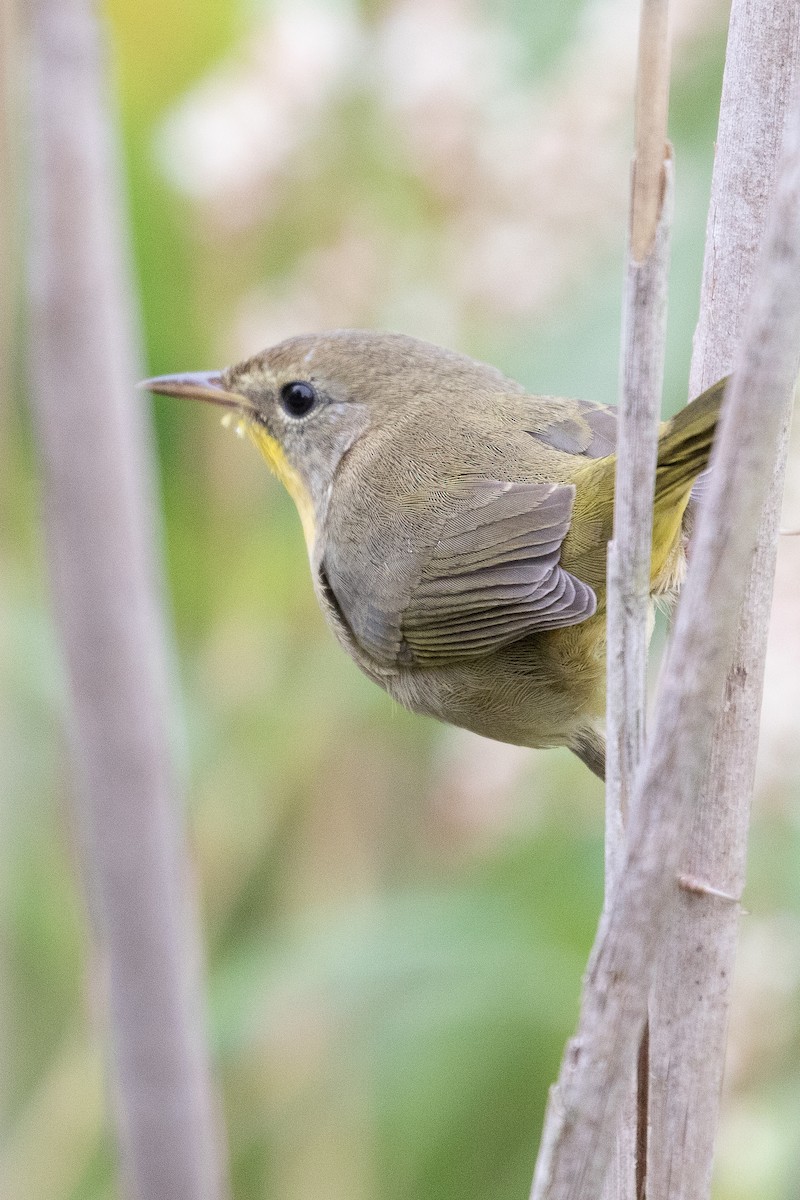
xmin=3 ymin=0 xmax=800 ymax=1198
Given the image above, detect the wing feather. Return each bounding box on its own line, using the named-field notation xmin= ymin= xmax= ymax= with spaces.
xmin=322 ymin=477 xmax=597 ymax=667
xmin=401 ymin=479 xmax=596 ymax=662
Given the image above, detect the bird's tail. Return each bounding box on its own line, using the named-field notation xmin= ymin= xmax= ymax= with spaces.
xmin=647 ymin=376 xmax=726 ymax=584
xmin=564 ymin=377 xmax=727 ymax=590
xmin=653 ymin=376 xmax=726 ymax=515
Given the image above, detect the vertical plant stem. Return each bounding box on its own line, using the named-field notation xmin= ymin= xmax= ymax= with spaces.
xmin=631 ymin=0 xmax=672 ymax=265
xmin=604 ymin=149 xmax=673 ymax=1200
xmin=0 ymin=0 xmax=19 ymax=510
xmin=0 ymin=0 xmax=19 ymax=1138
xmin=27 ymin=1 xmax=226 ymax=1198
xmin=606 ymin=156 xmax=673 ymax=870
xmin=530 ymin=77 xmax=800 ymax=1200
xmin=647 ymin=1 xmax=800 ymax=1197
xmin=605 ymin=2 xmax=672 ymax=1195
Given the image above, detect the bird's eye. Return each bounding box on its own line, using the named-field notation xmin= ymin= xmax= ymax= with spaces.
xmin=280 ymin=380 xmax=318 ymax=418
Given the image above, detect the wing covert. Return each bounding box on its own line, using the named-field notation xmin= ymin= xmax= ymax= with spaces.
xmin=400 ymin=479 xmax=596 ymax=662
xmin=322 ymin=475 xmax=597 ymax=669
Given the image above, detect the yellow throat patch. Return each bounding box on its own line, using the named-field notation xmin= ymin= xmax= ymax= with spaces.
xmin=246 ymin=422 xmax=316 ymax=553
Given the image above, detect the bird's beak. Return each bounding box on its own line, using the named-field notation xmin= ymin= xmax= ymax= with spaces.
xmin=137 ymin=370 xmax=258 ymax=415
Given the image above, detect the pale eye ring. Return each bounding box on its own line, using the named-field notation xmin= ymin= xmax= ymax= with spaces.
xmin=280 ymin=380 xmax=318 ymax=418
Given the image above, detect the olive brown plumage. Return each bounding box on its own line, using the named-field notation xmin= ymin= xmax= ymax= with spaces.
xmin=142 ymin=331 xmax=726 ymax=778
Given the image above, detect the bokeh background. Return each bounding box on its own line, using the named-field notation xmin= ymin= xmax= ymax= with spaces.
xmin=4 ymin=0 xmax=800 ymax=1197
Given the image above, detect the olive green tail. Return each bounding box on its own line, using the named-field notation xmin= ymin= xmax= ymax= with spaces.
xmin=646 ymin=375 xmax=727 ymax=583
xmin=653 ymin=375 xmax=727 ymax=514
xmin=564 ymin=376 xmax=727 ymax=590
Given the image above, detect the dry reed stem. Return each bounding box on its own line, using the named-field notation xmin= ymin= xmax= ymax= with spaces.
xmin=631 ymin=0 xmax=672 ymax=262
xmin=604 ymin=0 xmax=673 ymax=1190
xmin=531 ymin=74 xmax=800 ymax=1200
xmin=647 ymin=0 xmax=800 ymax=1194
xmin=604 ymin=154 xmax=673 ymax=1200
xmin=26 ymin=0 xmax=226 ymax=1196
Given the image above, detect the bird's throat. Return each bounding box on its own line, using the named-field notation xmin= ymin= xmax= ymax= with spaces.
xmin=247 ymin=423 xmax=316 ymax=552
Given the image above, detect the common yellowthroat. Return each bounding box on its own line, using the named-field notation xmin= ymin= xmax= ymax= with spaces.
xmin=142 ymin=331 xmax=725 ymax=778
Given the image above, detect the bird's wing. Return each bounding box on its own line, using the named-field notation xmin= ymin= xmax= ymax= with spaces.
xmin=523 ymin=397 xmax=618 ymax=459
xmin=323 ymin=478 xmax=596 ymax=667
xmin=401 ymin=479 xmax=596 ymax=662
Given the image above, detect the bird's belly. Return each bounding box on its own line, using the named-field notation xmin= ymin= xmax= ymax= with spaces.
xmin=380 ymin=620 xmax=608 ymax=751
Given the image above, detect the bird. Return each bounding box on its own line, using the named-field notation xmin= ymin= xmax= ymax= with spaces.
xmin=141 ymin=330 xmax=725 ymax=779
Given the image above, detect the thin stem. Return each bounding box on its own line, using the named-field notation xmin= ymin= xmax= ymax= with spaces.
xmin=631 ymin=0 xmax=672 ymax=262
xmin=647 ymin=0 xmax=800 ymax=1194
xmin=530 ymin=76 xmax=800 ymax=1200
xmin=26 ymin=0 xmax=226 ymax=1196
xmin=603 ymin=0 xmax=673 ymax=1191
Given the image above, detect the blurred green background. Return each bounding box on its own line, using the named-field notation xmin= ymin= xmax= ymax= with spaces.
xmin=4 ymin=0 xmax=800 ymax=1197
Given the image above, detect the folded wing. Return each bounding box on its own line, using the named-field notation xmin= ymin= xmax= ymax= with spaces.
xmin=323 ymin=478 xmax=596 ymax=667
xmin=401 ymin=479 xmax=596 ymax=661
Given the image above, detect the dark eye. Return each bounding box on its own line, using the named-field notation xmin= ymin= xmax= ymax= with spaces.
xmin=280 ymin=380 xmax=318 ymax=418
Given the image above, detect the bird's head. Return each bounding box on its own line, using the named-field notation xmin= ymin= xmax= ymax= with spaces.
xmin=141 ymin=329 xmax=519 ymax=551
